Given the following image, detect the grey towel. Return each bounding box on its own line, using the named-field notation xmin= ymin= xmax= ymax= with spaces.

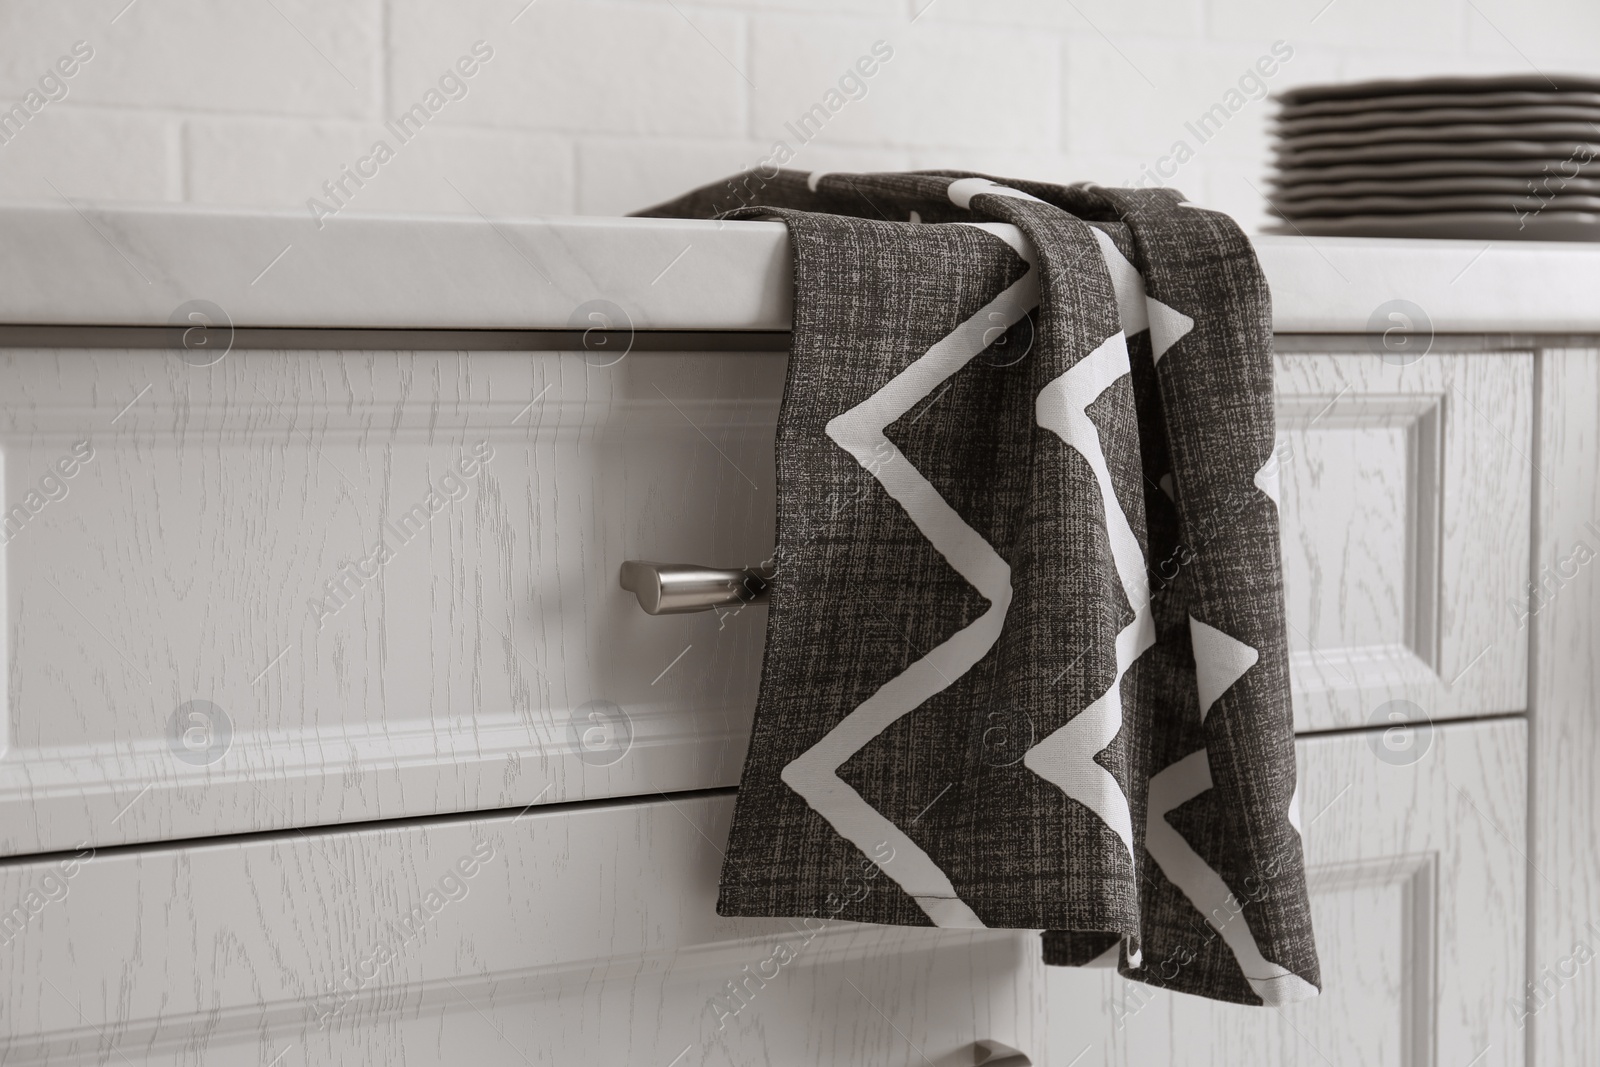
xmin=637 ymin=170 xmax=1319 ymax=1006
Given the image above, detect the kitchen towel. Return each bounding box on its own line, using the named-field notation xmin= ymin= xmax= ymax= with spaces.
xmin=637 ymin=170 xmax=1320 ymax=1006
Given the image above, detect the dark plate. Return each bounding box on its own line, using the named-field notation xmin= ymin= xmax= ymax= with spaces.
xmin=1262 ymin=210 xmax=1600 ymax=240
xmin=1274 ymin=140 xmax=1597 ymax=166
xmin=1277 ymin=73 xmax=1600 ymax=106
xmin=1278 ymin=122 xmax=1600 ymax=151
xmin=1277 ymin=90 xmax=1600 ymax=121
xmin=1271 ymin=157 xmax=1593 ymax=182
xmin=1268 ymin=175 xmax=1600 ymax=201
xmin=1276 ymin=104 xmax=1600 ymax=135
xmin=1270 ymin=192 xmax=1600 ymax=217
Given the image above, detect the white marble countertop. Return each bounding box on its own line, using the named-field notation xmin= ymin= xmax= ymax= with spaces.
xmin=2 ymin=201 xmax=1597 ymax=335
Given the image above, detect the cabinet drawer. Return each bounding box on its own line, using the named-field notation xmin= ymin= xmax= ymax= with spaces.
xmin=0 ymin=719 xmax=1523 ymax=1066
xmin=0 ymin=343 xmax=1534 ymax=855
xmin=0 ymin=346 xmax=782 ymax=856
xmin=1274 ymin=348 xmax=1532 ymax=731
xmin=0 ymin=793 xmax=1039 ymax=1066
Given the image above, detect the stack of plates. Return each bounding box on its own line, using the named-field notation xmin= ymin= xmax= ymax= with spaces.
xmin=1266 ymin=74 xmax=1600 ymax=240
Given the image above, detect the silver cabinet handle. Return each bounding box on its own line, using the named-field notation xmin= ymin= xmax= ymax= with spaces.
xmin=962 ymin=1041 xmax=1031 ymax=1067
xmin=619 ymin=560 xmax=772 ymax=615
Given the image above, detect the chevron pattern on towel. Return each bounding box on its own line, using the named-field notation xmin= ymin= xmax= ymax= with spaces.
xmin=636 ymin=170 xmax=1320 ymax=1006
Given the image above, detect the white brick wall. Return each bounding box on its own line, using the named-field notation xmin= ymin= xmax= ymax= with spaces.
xmin=0 ymin=0 xmax=1592 ymax=230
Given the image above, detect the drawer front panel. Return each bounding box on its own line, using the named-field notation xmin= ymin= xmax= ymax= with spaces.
xmin=0 ymin=347 xmax=781 ymax=855
xmin=1 ymin=344 xmax=1533 ymax=854
xmin=0 ymin=794 xmax=1039 ymax=1066
xmin=0 ymin=720 xmax=1522 ymax=1066
xmin=1274 ymin=349 xmax=1532 ymax=731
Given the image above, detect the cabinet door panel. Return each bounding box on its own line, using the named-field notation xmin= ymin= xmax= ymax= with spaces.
xmin=1046 ymin=718 xmax=1526 ymax=1067
xmin=1274 ymin=350 xmax=1532 ymax=731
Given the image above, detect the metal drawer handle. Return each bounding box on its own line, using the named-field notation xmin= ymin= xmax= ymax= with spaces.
xmin=619 ymin=560 xmax=772 ymax=615
xmin=962 ymin=1041 xmax=1031 ymax=1067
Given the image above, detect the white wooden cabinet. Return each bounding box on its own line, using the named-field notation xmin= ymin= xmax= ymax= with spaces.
xmin=0 ymin=335 xmax=1537 ymax=1066
xmin=0 ymin=215 xmax=1576 ymax=1065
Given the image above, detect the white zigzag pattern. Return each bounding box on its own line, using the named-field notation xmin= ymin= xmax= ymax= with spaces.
xmin=780 ymin=219 xmax=1039 ymax=928
xmin=1097 ymin=214 xmax=1310 ymax=998
xmin=1021 ymin=225 xmax=1178 ymax=866
xmin=1146 ymin=749 xmax=1319 ymax=1005
xmin=780 ymin=181 xmax=1219 ymax=935
xmin=1026 ymin=331 xmax=1156 ymax=863
xmin=1139 ymin=468 xmax=1316 ymax=1002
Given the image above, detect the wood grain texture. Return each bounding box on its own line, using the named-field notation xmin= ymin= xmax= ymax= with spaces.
xmin=1274 ymin=349 xmax=1532 ymax=732
xmin=1528 ymin=346 xmax=1600 ymax=1067
xmin=0 ymin=793 xmax=1040 ymax=1066
xmin=0 ymin=347 xmax=782 ymax=856
xmin=0 ymin=338 xmax=1543 ymax=1066
xmin=1045 ymin=718 xmax=1527 ymax=1067
xmin=0 ymin=342 xmax=1533 ymax=857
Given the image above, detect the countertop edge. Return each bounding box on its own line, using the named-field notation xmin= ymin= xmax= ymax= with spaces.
xmin=3 ymin=202 xmax=1596 ymax=336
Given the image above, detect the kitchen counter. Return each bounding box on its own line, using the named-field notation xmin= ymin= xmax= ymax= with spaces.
xmin=0 ymin=201 xmax=1596 ymax=335
xmin=1 ymin=196 xmax=1593 ymax=1066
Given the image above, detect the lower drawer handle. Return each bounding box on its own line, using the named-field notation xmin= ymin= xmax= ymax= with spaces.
xmin=619 ymin=560 xmax=772 ymax=615
xmin=964 ymin=1041 xmax=1031 ymax=1067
